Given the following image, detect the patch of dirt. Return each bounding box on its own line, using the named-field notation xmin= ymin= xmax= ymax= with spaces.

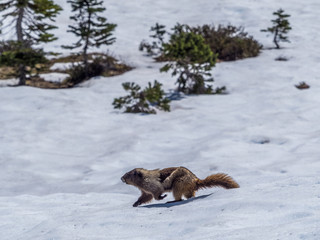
xmin=0 ymin=52 xmax=132 ymax=89
xmin=25 ymin=77 xmax=72 ymax=89
xmin=295 ymin=82 xmax=310 ymax=90
xmin=0 ymin=66 xmax=16 ymax=79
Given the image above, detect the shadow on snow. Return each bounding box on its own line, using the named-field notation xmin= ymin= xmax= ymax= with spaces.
xmin=141 ymin=193 xmax=213 ymax=208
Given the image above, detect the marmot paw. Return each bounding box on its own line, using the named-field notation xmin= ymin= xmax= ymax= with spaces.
xmin=158 ymin=194 xmax=167 ymax=200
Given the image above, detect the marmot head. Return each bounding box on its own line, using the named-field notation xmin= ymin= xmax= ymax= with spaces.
xmin=121 ymin=168 xmax=144 ymax=186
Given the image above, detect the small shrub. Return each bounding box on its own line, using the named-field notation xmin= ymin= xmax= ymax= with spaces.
xmin=139 ymin=23 xmax=166 ymax=56
xmin=192 ymin=24 xmax=262 ymax=61
xmin=66 ymin=58 xmax=104 ymax=85
xmin=160 ymin=24 xmax=224 ymax=94
xmin=261 ymin=9 xmax=292 ymax=49
xmin=0 ymin=41 xmax=47 ymax=84
xmin=140 ymin=23 xmax=262 ymax=62
xmin=0 ymin=41 xmax=47 ymax=67
xmin=0 ymin=40 xmax=20 ymax=53
xmin=295 ymin=82 xmax=310 ymax=90
xmin=87 ymin=58 xmax=105 ymax=77
xmin=113 ymin=80 xmax=170 ymax=114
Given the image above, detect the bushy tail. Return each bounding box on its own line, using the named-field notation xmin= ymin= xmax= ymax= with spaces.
xmin=196 ymin=173 xmax=240 ymax=190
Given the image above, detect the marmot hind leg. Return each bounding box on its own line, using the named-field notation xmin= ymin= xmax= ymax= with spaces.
xmin=173 ymin=189 xmax=183 ymax=201
xmin=184 ymin=190 xmax=195 ymax=199
xmin=163 ymin=167 xmax=190 ymax=189
xmin=166 ymin=190 xmax=195 ymax=204
xmin=166 ymin=186 xmax=185 ymax=203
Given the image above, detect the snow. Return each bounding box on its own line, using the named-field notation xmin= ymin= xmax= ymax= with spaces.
xmin=0 ymin=73 xmax=69 ymax=86
xmin=49 ymin=62 xmax=80 ymax=71
xmin=1 ymin=0 xmax=320 ymax=239
xmin=0 ymin=78 xmax=19 ymax=87
xmin=39 ymin=73 xmax=70 ymax=83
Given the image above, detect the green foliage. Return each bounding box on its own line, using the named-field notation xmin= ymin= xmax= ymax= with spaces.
xmin=261 ymin=8 xmax=292 ymax=49
xmin=141 ymin=23 xmax=261 ymax=62
xmin=160 ymin=24 xmax=221 ymax=94
xmin=0 ymin=40 xmax=47 ymax=74
xmin=141 ymin=23 xmax=260 ymax=93
xmin=63 ymin=0 xmax=116 ymax=70
xmin=0 ymin=0 xmax=62 ymax=43
xmin=139 ymin=23 xmax=166 ymax=56
xmin=0 ymin=0 xmax=61 ymax=85
xmin=66 ymin=58 xmax=105 ymax=85
xmin=0 ymin=40 xmax=19 ymax=53
xmin=192 ymin=24 xmax=262 ymax=61
xmin=113 ymin=81 xmax=170 ymax=114
xmin=0 ymin=47 xmax=46 ymax=68
xmin=164 ymin=24 xmax=216 ymax=65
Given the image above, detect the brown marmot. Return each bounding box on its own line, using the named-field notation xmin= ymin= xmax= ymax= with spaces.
xmin=121 ymin=167 xmax=239 ymax=207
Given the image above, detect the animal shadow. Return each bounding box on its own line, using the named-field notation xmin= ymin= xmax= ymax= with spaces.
xmin=142 ymin=193 xmax=213 ymax=208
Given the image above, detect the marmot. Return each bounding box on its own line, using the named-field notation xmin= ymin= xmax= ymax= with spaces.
xmin=121 ymin=167 xmax=239 ymax=207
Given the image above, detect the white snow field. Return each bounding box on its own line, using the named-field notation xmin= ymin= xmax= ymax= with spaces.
xmin=1 ymin=0 xmax=320 ymax=239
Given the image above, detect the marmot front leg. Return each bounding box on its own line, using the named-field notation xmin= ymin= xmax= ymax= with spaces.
xmin=149 ymin=183 xmax=167 ymax=201
xmin=133 ymin=191 xmax=153 ymax=207
xmin=155 ymin=194 xmax=167 ymax=200
xmin=153 ymin=192 xmax=167 ymax=201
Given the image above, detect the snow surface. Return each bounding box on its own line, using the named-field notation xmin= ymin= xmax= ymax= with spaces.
xmin=0 ymin=78 xmax=19 ymax=87
xmin=39 ymin=73 xmax=70 ymax=83
xmin=0 ymin=73 xmax=69 ymax=86
xmin=1 ymin=0 xmax=320 ymax=239
xmin=50 ymin=62 xmax=80 ymax=71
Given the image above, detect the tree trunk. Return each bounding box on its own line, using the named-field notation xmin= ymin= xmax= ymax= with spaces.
xmin=18 ymin=64 xmax=26 ymax=85
xmin=83 ymin=44 xmax=89 ymax=77
xmin=83 ymin=4 xmax=92 ymax=78
xmin=16 ymin=6 xmax=24 ymax=43
xmin=16 ymin=5 xmax=27 ymax=85
xmin=274 ymin=28 xmax=280 ymax=49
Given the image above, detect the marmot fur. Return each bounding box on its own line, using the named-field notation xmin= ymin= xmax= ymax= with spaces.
xmin=121 ymin=167 xmax=239 ymax=207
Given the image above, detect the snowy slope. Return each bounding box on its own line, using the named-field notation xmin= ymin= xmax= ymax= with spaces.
xmin=1 ymin=0 xmax=320 ymax=239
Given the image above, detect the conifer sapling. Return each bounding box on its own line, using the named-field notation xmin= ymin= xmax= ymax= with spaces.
xmin=63 ymin=0 xmax=117 ymax=76
xmin=139 ymin=23 xmax=166 ymax=56
xmin=160 ymin=24 xmax=221 ymax=94
xmin=113 ymin=81 xmax=170 ymax=114
xmin=261 ymin=8 xmax=292 ymax=49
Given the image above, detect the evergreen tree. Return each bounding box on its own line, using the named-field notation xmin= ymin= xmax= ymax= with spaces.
xmin=63 ymin=0 xmax=116 ymax=76
xmin=261 ymin=9 xmax=292 ymax=49
xmin=139 ymin=23 xmax=166 ymax=56
xmin=113 ymin=81 xmax=170 ymax=114
xmin=160 ymin=24 xmax=218 ymax=94
xmin=0 ymin=0 xmax=62 ymax=85
xmin=0 ymin=0 xmax=62 ymax=44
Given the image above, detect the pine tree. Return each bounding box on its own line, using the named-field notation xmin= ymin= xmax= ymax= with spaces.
xmin=63 ymin=0 xmax=116 ymax=76
xmin=160 ymin=24 xmax=218 ymax=94
xmin=139 ymin=23 xmax=166 ymax=56
xmin=113 ymin=81 xmax=170 ymax=114
xmin=0 ymin=0 xmax=62 ymax=85
xmin=261 ymin=9 xmax=292 ymax=49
